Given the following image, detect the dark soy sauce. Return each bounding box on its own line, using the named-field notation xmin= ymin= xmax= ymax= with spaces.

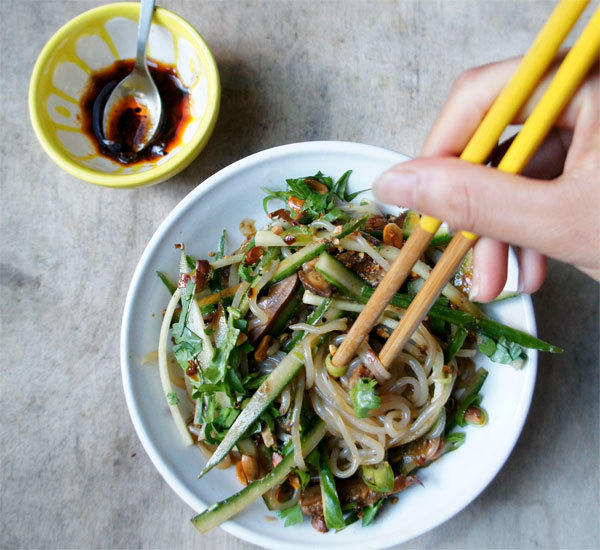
xmin=80 ymin=59 xmax=191 ymax=165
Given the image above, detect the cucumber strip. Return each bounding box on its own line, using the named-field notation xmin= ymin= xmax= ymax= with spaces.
xmin=315 ymin=252 xmax=366 ymax=299
xmin=283 ymin=296 xmax=333 ymax=352
xmin=271 ymin=215 xmax=368 ymax=284
xmin=379 ymin=246 xmax=483 ymax=317
xmin=254 ymin=230 xmax=287 ymax=247
xmin=316 ymin=251 xmax=562 ymax=353
xmin=255 ymin=229 xmax=318 ymax=247
xmin=199 ymin=307 xmax=341 ymax=477
xmin=209 ymin=253 xmax=245 ymax=270
xmin=272 ymin=241 xmax=328 ymax=283
xmin=302 ymin=291 xmax=405 ymax=320
xmin=191 ymin=420 xmax=326 ymax=533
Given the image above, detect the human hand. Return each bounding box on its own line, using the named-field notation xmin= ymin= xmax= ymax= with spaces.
xmin=373 ymin=56 xmax=600 ymax=302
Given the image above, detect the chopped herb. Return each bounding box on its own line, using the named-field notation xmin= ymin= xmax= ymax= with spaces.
xmin=262 ymin=170 xmax=366 ymax=224
xmin=360 ymin=461 xmax=394 ymax=492
xmin=349 ymin=378 xmax=381 ymax=418
xmin=294 ymin=468 xmax=311 ymax=491
xmin=277 ymin=503 xmax=304 ymax=527
xmin=478 ymin=335 xmax=527 ymax=368
xmin=332 ymin=170 xmax=368 ymax=202
xmin=203 ymin=308 xmax=241 ymax=383
xmin=318 ymin=442 xmax=345 ymax=530
xmin=361 ymin=498 xmax=385 ymax=527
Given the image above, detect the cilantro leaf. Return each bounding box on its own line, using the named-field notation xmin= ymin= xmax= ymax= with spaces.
xmin=203 ymin=307 xmax=241 ymax=383
xmin=263 ymin=171 xmax=359 ymax=224
xmin=332 ymin=170 xmax=368 ymax=202
xmin=478 ymin=335 xmax=527 ymax=368
xmin=170 ymin=281 xmax=203 ymax=371
xmin=349 ymin=378 xmax=381 ymax=418
xmin=277 ymin=503 xmax=304 ymax=527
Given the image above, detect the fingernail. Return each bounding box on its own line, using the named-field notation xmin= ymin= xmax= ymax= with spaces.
xmin=373 ymin=169 xmax=418 ymax=207
xmin=469 ymin=267 xmax=479 ymax=301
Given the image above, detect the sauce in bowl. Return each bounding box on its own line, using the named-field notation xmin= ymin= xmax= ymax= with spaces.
xmin=80 ymin=59 xmax=191 ymax=165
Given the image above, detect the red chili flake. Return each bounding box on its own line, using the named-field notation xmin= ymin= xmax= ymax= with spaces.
xmin=186 ymin=361 xmax=198 ymax=376
xmin=245 ymin=246 xmax=264 ymax=266
xmin=174 ymin=243 xmax=184 ymax=249
xmin=130 ymin=453 xmax=137 ymax=458
xmin=178 ymin=272 xmax=190 ymax=288
xmin=268 ymin=208 xmax=300 ymax=226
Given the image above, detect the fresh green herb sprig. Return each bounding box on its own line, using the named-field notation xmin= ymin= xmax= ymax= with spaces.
xmin=277 ymin=503 xmax=304 ymax=527
xmin=349 ymin=378 xmax=381 ymax=418
xmin=262 ymin=170 xmax=367 ymax=224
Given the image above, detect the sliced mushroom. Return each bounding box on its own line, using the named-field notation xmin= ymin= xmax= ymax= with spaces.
xmin=254 ymin=334 xmax=272 ymax=362
xmin=304 ymin=178 xmax=329 ymax=194
xmin=383 ymin=223 xmax=403 ymax=249
xmin=192 ymin=259 xmax=211 ymax=289
xmin=247 ymin=274 xmax=299 ymax=343
xmin=241 ymin=455 xmax=259 ymax=483
xmin=300 ymin=475 xmax=416 ymax=522
xmin=299 ymin=262 xmax=332 ymax=297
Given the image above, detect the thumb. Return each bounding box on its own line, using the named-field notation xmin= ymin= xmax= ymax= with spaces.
xmin=373 ymin=157 xmax=561 ymax=255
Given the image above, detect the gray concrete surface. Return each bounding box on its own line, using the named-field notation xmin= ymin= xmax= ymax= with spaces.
xmin=1 ymin=1 xmax=598 ymax=549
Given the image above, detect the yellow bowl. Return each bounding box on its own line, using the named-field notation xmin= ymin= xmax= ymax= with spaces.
xmin=29 ymin=2 xmax=220 ymax=188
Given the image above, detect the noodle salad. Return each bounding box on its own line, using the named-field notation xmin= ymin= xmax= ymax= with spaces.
xmin=153 ymin=171 xmax=560 ymax=533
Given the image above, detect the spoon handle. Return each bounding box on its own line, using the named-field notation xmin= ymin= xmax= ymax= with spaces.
xmin=135 ymin=0 xmax=156 ymax=69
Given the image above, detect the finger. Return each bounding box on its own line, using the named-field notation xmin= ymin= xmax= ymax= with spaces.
xmin=373 ymin=157 xmax=562 ymax=257
xmin=516 ymin=248 xmax=547 ymax=294
xmin=564 ymin=77 xmax=600 ymax=170
xmin=422 ymin=55 xmax=596 ymax=158
xmin=422 ymin=58 xmax=522 ymax=156
xmin=491 ymin=126 xmax=572 ymax=179
xmin=471 ymin=238 xmax=508 ymax=303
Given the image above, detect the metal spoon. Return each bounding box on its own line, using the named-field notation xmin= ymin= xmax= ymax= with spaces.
xmin=102 ymin=0 xmax=162 ymax=152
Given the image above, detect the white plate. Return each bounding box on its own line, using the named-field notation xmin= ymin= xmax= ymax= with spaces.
xmin=120 ymin=141 xmax=537 ymax=549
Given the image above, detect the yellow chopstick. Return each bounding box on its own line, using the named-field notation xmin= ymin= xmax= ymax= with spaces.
xmin=378 ymin=6 xmax=600 ymax=367
xmin=331 ymin=0 xmax=589 ymax=368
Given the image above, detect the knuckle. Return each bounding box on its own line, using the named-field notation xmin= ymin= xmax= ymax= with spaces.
xmin=453 ymin=67 xmax=483 ymax=95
